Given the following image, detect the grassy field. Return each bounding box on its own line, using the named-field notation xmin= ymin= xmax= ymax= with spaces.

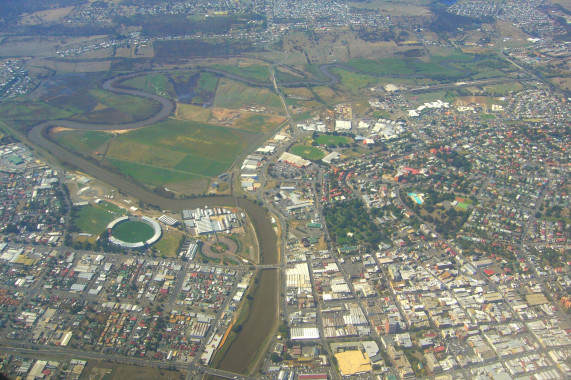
xmin=106 ymin=159 xmax=199 ymax=186
xmin=313 ymin=86 xmax=346 ymax=105
xmin=315 ymin=134 xmax=349 ymax=147
xmin=482 ymin=82 xmax=524 ymax=95
xmin=176 ymin=103 xmax=212 ymax=122
xmin=154 ymin=229 xmax=184 ymax=257
xmin=232 ymin=113 xmax=285 ymax=133
xmin=0 ymin=101 xmax=73 ymax=121
xmin=330 ymin=67 xmax=379 ymax=91
xmin=345 ymin=57 xmax=458 ymax=78
xmin=290 ymin=144 xmax=326 ymax=161
xmin=74 ymin=205 xmax=116 ymax=235
xmin=99 ymin=200 xmax=128 ymax=216
xmin=51 ymin=129 xmax=113 ymax=155
xmin=198 ymin=72 xmax=219 ymax=93
xmin=275 ymin=67 xmax=304 ymax=83
xmin=212 ymin=64 xmax=270 ymax=83
xmin=70 ymin=89 xmax=161 ymax=124
xmin=121 ymin=73 xmax=174 ymax=98
xmin=111 ymin=220 xmax=155 ymax=243
xmin=28 ymin=73 xmax=163 ymax=124
xmin=104 ymin=118 xmax=258 ymax=186
xmin=214 ymin=79 xmax=283 ymax=113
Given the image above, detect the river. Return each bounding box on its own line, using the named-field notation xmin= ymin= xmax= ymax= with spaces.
xmin=26 ymin=72 xmax=279 ymax=375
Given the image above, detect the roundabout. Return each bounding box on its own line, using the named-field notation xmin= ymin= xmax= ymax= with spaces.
xmin=202 ymin=236 xmax=238 ymax=260
xmin=107 ymin=216 xmax=162 ymax=249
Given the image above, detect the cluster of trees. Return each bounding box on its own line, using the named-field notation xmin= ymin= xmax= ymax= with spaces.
xmin=436 ymin=149 xmax=472 ymax=171
xmin=403 ymin=189 xmax=472 ymax=238
xmin=356 ymin=26 xmax=396 ymax=43
xmin=154 ymin=39 xmax=260 ymax=59
xmin=324 ymin=199 xmax=381 ymax=247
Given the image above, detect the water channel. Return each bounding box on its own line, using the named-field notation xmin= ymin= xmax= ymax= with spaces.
xmin=27 ymin=72 xmax=279 ymax=375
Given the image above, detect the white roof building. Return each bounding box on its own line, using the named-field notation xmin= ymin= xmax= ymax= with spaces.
xmin=335 ymin=120 xmax=352 ymax=131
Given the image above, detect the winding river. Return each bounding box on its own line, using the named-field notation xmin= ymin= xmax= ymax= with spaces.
xmin=26 ymin=72 xmax=279 ymax=375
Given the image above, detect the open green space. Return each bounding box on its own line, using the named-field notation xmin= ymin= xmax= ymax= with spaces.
xmin=106 ymin=159 xmax=201 ymax=187
xmin=22 ymin=73 xmax=162 ymax=124
xmin=69 ymin=89 xmax=161 ymax=124
xmin=198 ymin=72 xmax=220 ymax=93
xmin=111 ymin=220 xmax=155 ymax=243
xmin=304 ymin=64 xmax=332 ymax=83
xmin=324 ymin=199 xmax=380 ymax=247
xmin=104 ymin=118 xmax=258 ymax=186
xmin=154 ymin=229 xmax=184 ymax=257
xmin=330 ymin=67 xmax=379 ymax=91
xmin=0 ymin=101 xmax=73 ymax=121
xmin=345 ymin=57 xmax=460 ymax=79
xmin=73 ymin=205 xmax=116 ymax=235
xmin=290 ymin=144 xmax=326 ymax=161
xmin=51 ymin=130 xmax=113 ymax=155
xmin=98 ymin=200 xmax=128 ymax=216
xmin=214 ymin=79 xmax=284 ymax=113
xmin=315 ymin=134 xmax=349 ymax=147
xmin=212 ymin=64 xmax=270 ymax=83
xmin=121 ymin=73 xmax=175 ymax=98
xmin=275 ymin=68 xmax=304 ymax=84
xmin=233 ymin=114 xmax=285 ymax=133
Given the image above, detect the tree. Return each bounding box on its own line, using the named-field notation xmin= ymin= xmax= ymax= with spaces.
xmin=270 ymin=353 xmax=283 ymax=363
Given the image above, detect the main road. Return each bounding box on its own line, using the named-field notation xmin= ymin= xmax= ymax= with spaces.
xmin=26 ymin=71 xmax=279 ymax=376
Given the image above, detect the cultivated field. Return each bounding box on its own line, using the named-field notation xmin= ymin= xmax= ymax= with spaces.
xmin=103 ymin=118 xmax=259 ymax=187
xmin=231 ymin=113 xmax=286 ymax=133
xmin=176 ymin=103 xmax=212 ymax=123
xmin=121 ymin=73 xmax=175 ymax=98
xmin=51 ymin=129 xmax=113 ymax=155
xmin=0 ymin=101 xmax=73 ymax=123
xmin=212 ymin=64 xmax=270 ymax=83
xmin=213 ymin=79 xmax=284 ymax=114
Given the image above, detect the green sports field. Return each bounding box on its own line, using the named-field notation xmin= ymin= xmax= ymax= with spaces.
xmin=112 ymin=220 xmax=155 ymax=243
xmin=315 ymin=134 xmax=349 ymax=147
xmin=74 ymin=205 xmax=116 ymax=235
xmin=290 ymin=144 xmax=326 ymax=161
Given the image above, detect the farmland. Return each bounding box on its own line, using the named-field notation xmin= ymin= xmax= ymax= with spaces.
xmin=330 ymin=67 xmax=379 ymax=91
xmin=121 ymin=73 xmax=175 ymax=98
xmin=102 ymin=118 xmax=259 ymax=187
xmin=232 ymin=113 xmax=286 ymax=133
xmin=214 ymin=79 xmax=283 ymax=113
xmin=0 ymin=101 xmax=73 ymax=122
xmin=212 ymin=64 xmax=270 ymax=83
xmin=50 ymin=129 xmax=113 ymax=155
